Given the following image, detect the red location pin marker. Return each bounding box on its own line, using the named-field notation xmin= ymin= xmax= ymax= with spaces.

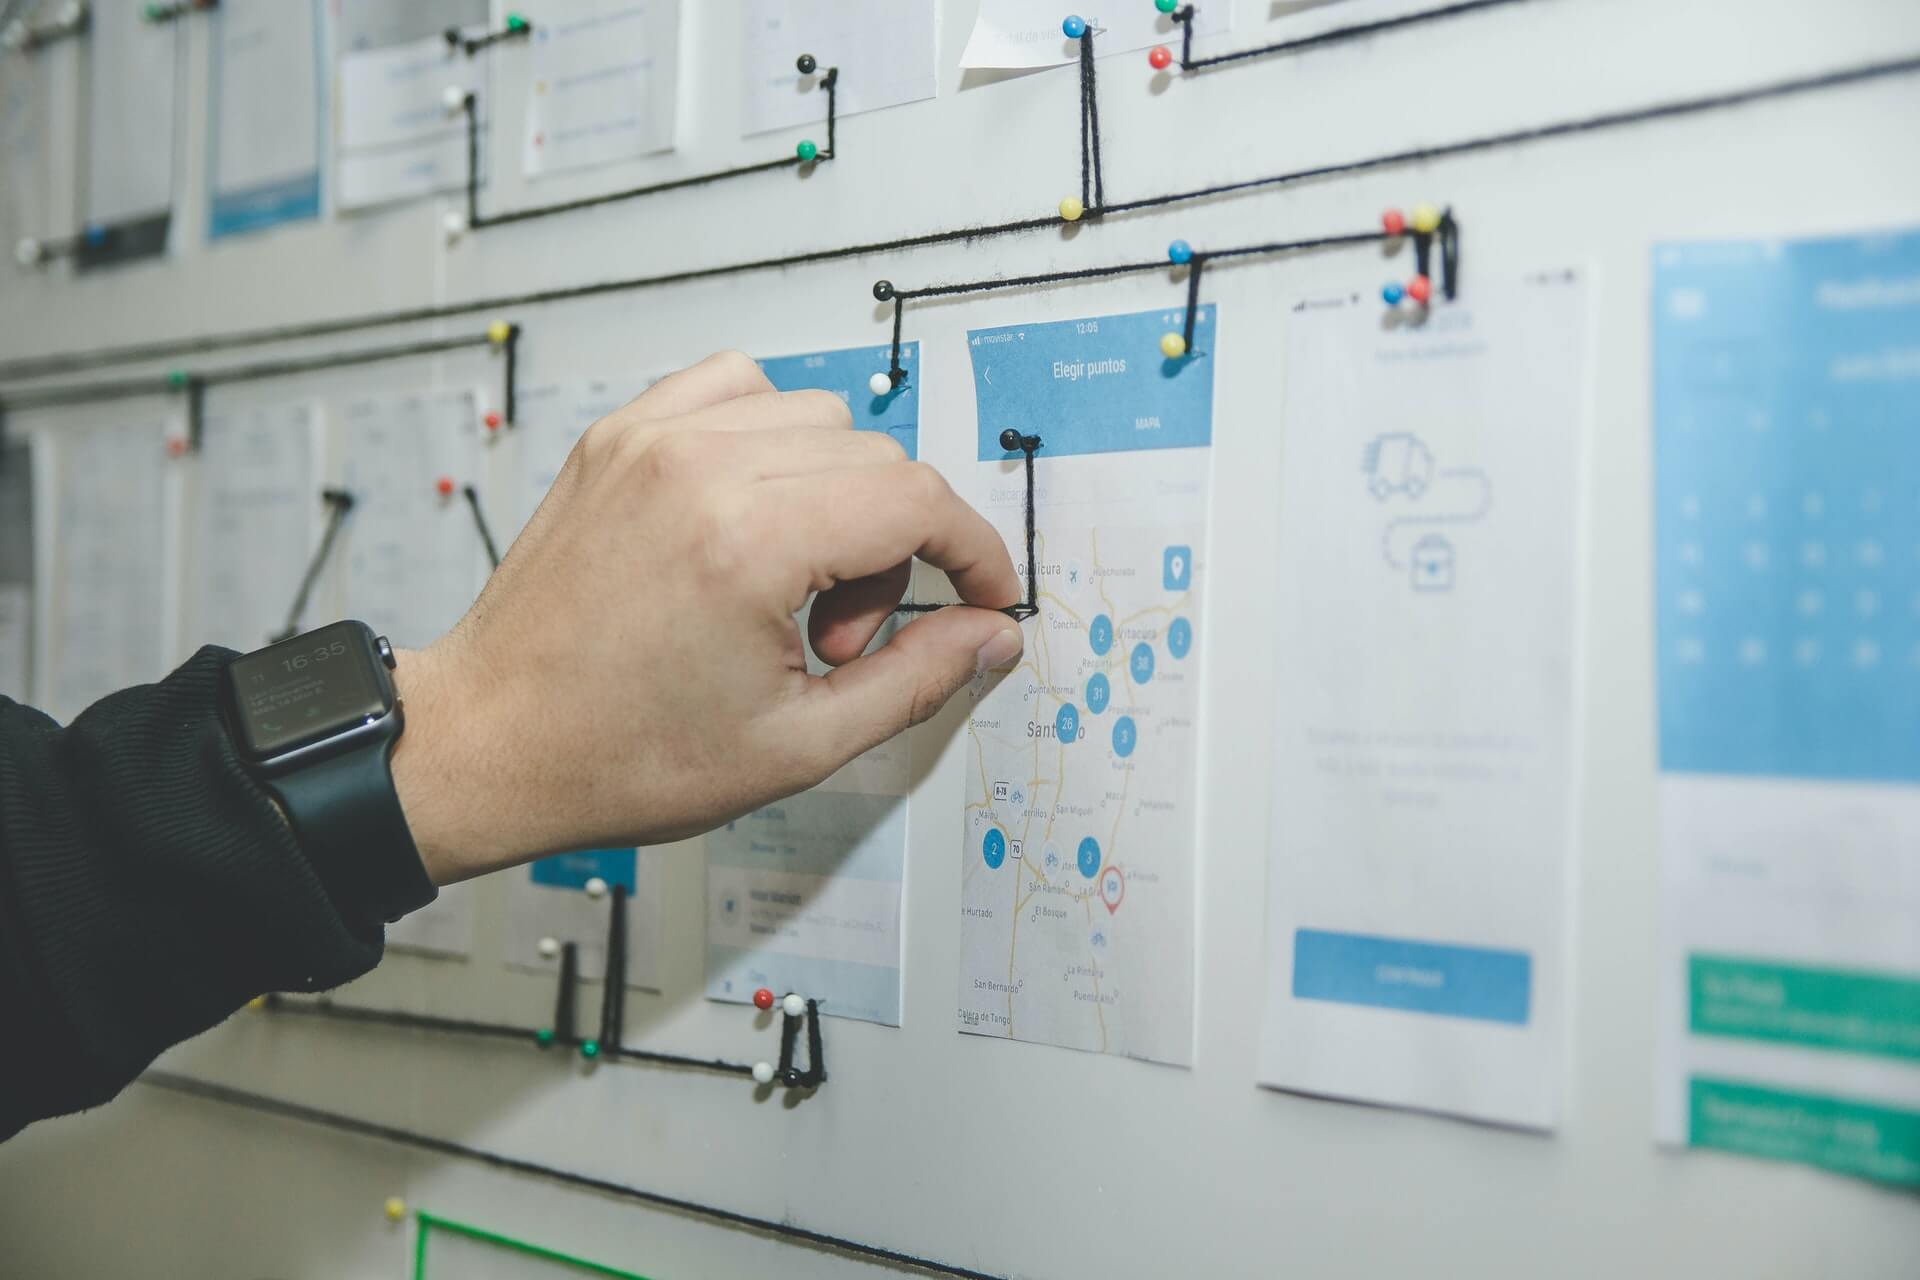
xmin=1099 ymin=866 xmax=1125 ymax=915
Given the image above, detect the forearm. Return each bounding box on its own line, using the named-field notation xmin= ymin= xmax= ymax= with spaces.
xmin=0 ymin=649 xmax=384 ymax=1139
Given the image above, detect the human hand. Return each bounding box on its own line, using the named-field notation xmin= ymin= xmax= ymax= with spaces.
xmin=389 ymin=351 xmax=1024 ymax=884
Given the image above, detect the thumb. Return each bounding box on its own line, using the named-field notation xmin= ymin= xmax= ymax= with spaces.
xmin=801 ymin=607 xmax=1025 ymax=765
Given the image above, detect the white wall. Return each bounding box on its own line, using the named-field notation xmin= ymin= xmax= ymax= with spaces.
xmin=2 ymin=1 xmax=1919 ymax=1276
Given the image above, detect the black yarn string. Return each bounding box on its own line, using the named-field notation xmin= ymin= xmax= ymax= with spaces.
xmin=891 ymin=435 xmax=1040 ymax=621
xmin=888 ymin=296 xmax=905 ymax=385
xmin=1177 ymin=0 xmax=1534 ymax=72
xmin=447 ymin=18 xmax=534 ymax=58
xmin=503 ymin=322 xmax=521 ymax=424
xmin=598 ymin=884 xmax=629 ymax=1054
xmin=554 ymin=942 xmax=579 ymax=1045
xmin=462 ymin=485 xmax=501 ymax=569
xmin=459 ymin=65 xmax=838 ymax=232
xmin=139 ymin=1071 xmax=1004 ymax=1280
xmin=271 ymin=488 xmax=354 ymax=642
xmin=1182 ymin=256 xmax=1205 ymax=349
xmin=1078 ymin=35 xmax=1093 ymax=211
xmin=1084 ymin=27 xmax=1105 ymax=211
xmin=5 ymin=53 xmax=1917 ymax=381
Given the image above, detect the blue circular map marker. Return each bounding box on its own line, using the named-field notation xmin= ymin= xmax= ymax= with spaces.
xmin=1084 ymin=671 xmax=1111 ymax=714
xmin=1077 ymin=836 xmax=1101 ymax=879
xmin=1055 ymin=702 xmax=1080 ymax=743
xmin=1112 ymin=715 xmax=1137 ymax=758
xmin=982 ymin=828 xmax=1006 ymax=869
xmin=1130 ymin=641 xmax=1156 ymax=684
xmin=1167 ymin=616 xmax=1192 ymax=659
xmin=1089 ymin=613 xmax=1114 ymax=656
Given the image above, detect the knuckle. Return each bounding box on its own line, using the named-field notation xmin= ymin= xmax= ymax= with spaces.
xmin=862 ymin=431 xmax=909 ymax=464
xmin=707 ymin=349 xmax=761 ymax=384
xmin=637 ymin=430 xmax=707 ymax=484
xmin=904 ymin=460 xmax=951 ymax=508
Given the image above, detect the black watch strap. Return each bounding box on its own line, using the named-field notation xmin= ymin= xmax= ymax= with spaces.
xmin=265 ymin=734 xmax=438 ymax=927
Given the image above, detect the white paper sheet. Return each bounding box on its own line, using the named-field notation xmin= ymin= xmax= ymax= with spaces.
xmin=511 ymin=375 xmax=654 ymax=533
xmin=1649 ymin=230 xmax=1920 ymax=1188
xmin=336 ymin=33 xmax=485 ymax=210
xmin=85 ymin=2 xmax=177 ymax=228
xmin=335 ymin=388 xmax=489 ymax=651
xmin=505 ymin=848 xmax=665 ymax=990
xmin=955 ymin=306 xmax=1215 ymax=1065
xmin=182 ymin=401 xmax=321 ymax=652
xmin=209 ymin=0 xmax=323 ymax=238
xmin=0 ymin=39 xmax=52 ymax=247
xmin=44 ymin=418 xmax=173 ymax=723
xmin=521 ymin=0 xmax=678 ymax=177
xmin=1256 ymin=272 xmax=1589 ymax=1129
xmin=742 ymin=0 xmax=935 ymax=136
xmin=959 ymin=1 xmax=1225 ymax=70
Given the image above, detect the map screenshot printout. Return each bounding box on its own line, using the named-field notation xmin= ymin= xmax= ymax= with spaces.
xmin=956 ymin=306 xmax=1214 ymax=1065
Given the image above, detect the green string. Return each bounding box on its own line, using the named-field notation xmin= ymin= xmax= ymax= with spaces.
xmin=413 ymin=1211 xmax=655 ymax=1280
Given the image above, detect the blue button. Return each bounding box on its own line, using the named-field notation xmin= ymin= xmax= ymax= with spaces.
xmin=1084 ymin=671 xmax=1110 ymax=714
xmin=1166 ymin=616 xmax=1191 ymax=659
xmin=1111 ymin=715 xmax=1136 ymax=758
xmin=982 ymin=828 xmax=1006 ymax=869
xmin=1291 ymin=928 xmax=1531 ymax=1025
xmin=1076 ymin=836 xmax=1101 ymax=879
xmin=1055 ymin=702 xmax=1080 ymax=743
xmin=1089 ymin=613 xmax=1113 ymax=656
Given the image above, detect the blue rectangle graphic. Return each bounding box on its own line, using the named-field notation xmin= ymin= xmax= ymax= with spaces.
xmin=968 ymin=306 xmax=1216 ymax=459
xmin=1652 ymin=229 xmax=1920 ymax=782
xmin=529 ymin=847 xmax=637 ymax=893
xmin=1292 ymin=928 xmax=1532 ymax=1025
xmin=759 ymin=343 xmax=919 ymax=459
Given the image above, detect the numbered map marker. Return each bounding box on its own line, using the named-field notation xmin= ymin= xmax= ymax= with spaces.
xmin=1100 ymin=867 xmax=1125 ymax=915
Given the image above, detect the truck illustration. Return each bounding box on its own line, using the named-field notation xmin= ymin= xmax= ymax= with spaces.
xmin=1362 ymin=432 xmax=1434 ymax=500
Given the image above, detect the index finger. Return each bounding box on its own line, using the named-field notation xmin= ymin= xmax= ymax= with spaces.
xmin=757 ymin=462 xmax=1022 ymax=613
xmin=619 ymin=350 xmax=775 ymax=422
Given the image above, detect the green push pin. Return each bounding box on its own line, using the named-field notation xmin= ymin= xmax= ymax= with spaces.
xmin=1155 ymin=0 xmax=1178 ymax=11
xmin=578 ymin=1038 xmax=600 ymax=1060
xmin=144 ymin=3 xmax=167 ymax=20
xmin=534 ymin=1028 xmax=555 ymax=1048
xmin=166 ymin=369 xmax=190 ymax=388
xmin=795 ymin=139 xmax=818 ymax=163
xmin=505 ymin=13 xmax=529 ymax=32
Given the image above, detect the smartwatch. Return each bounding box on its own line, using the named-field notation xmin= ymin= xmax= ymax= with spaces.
xmin=223 ymin=620 xmax=438 ymax=926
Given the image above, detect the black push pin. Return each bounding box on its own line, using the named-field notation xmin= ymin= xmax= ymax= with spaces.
xmin=872 ymin=279 xmax=894 ymax=302
xmin=796 ymin=52 xmax=817 ymax=75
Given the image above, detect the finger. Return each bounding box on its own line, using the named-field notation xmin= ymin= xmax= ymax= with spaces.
xmin=787 ymin=607 xmax=1026 ymax=765
xmin=674 ymin=388 xmax=853 ymax=436
xmin=808 ymin=564 xmax=912 ymax=666
xmin=710 ymin=424 xmax=904 ymax=483
xmin=757 ymin=463 xmax=1021 ymax=612
xmin=619 ymin=350 xmax=774 ymax=421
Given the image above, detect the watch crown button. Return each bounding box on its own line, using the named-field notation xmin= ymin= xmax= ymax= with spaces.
xmin=376 ymin=636 xmax=396 ymax=669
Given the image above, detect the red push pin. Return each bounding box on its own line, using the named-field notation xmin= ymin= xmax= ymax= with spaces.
xmin=435 ymin=476 xmax=456 ymax=498
xmin=1382 ymin=208 xmax=1406 ymax=237
xmin=483 ymin=410 xmax=503 ymax=431
xmin=752 ymin=987 xmax=775 ymax=1011
xmin=1406 ymin=274 xmax=1433 ymax=305
xmin=1147 ymin=45 xmax=1172 ymax=70
xmin=164 ymin=436 xmax=188 ymax=458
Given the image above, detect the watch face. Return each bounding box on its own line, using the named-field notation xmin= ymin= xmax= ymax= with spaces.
xmin=228 ymin=621 xmax=392 ymax=760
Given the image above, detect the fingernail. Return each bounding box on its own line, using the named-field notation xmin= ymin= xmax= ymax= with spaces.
xmin=976 ymin=626 xmax=1024 ymax=674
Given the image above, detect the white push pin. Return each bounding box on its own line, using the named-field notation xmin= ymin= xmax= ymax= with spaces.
xmin=584 ymin=876 xmax=608 ymax=900
xmin=59 ymin=1 xmax=84 ymax=26
xmin=441 ymin=84 xmax=468 ymax=114
xmin=14 ymin=237 xmax=41 ymax=267
xmin=536 ymin=936 xmax=560 ymax=959
xmin=867 ymin=371 xmax=892 ymax=397
xmin=751 ymin=1061 xmax=775 ymax=1085
xmin=781 ymin=992 xmax=805 ymax=1018
xmin=441 ymin=210 xmax=467 ymax=242
xmin=2 ymin=19 xmax=28 ymax=50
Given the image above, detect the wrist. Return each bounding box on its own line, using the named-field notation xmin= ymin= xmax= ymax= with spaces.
xmin=388 ymin=641 xmax=516 ymax=885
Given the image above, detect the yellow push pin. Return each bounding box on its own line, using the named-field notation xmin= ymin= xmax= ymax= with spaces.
xmin=383 ymin=1196 xmax=407 ymax=1223
xmin=1159 ymin=332 xmax=1187 ymax=359
xmin=1409 ymin=203 xmax=1442 ymax=235
xmin=1059 ymin=196 xmax=1084 ymax=222
xmin=486 ymin=320 xmax=513 ymax=346
xmin=246 ymin=995 xmax=267 ymax=1011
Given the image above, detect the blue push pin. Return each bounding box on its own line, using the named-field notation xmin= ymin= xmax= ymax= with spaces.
xmin=1381 ymin=281 xmax=1405 ymax=306
xmin=1062 ymin=14 xmax=1088 ymax=38
xmin=1167 ymin=239 xmax=1193 ymax=265
xmin=83 ymin=223 xmax=108 ymax=248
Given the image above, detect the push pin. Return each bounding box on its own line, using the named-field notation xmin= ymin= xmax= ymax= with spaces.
xmin=872 ymin=279 xmax=895 ymax=302
xmin=578 ymin=1038 xmax=600 ymax=1060
xmin=505 ymin=12 xmax=529 ymax=32
xmin=1381 ymin=282 xmax=1405 ymax=306
xmin=442 ymin=211 xmax=467 ymax=242
xmin=165 ymin=436 xmax=189 ymax=458
xmin=82 ymin=223 xmax=107 ymax=248
xmin=14 ymin=237 xmax=40 ymax=267
xmin=782 ymin=992 xmax=806 ymax=1018
xmin=384 ymin=1197 xmax=407 ymax=1223
xmin=486 ymin=319 xmax=513 ymax=346
xmin=1147 ymin=45 xmax=1172 ymax=70
xmin=867 ymin=372 xmax=895 ymax=397
xmin=1167 ymin=239 xmax=1192 ymax=265
xmin=1409 ymin=203 xmax=1442 ymax=235
xmin=1159 ymin=333 xmax=1187 ymax=359
xmin=441 ymin=85 xmax=468 ymax=115
xmin=1381 ymin=208 xmax=1406 ymax=237
xmin=584 ymin=876 xmax=608 ymax=900
xmin=483 ymin=410 xmax=503 ymax=431
xmin=1062 ymin=14 xmax=1088 ymax=39
xmin=795 ymin=139 xmax=818 ymax=163
xmin=1 ymin=20 xmax=27 ymax=51
xmin=1156 ymin=0 xmax=1179 ymax=11
xmin=435 ymin=476 xmax=456 ymax=498
xmin=751 ymin=1061 xmax=775 ymax=1085
xmin=1058 ymin=196 xmax=1084 ymax=222
xmin=752 ymin=987 xmax=775 ymax=1011
xmin=166 ymin=369 xmax=191 ymax=388
xmin=1405 ymin=274 xmax=1433 ymax=305
xmin=537 ymin=935 xmax=560 ymax=959
xmin=535 ymin=1027 xmax=556 ymax=1046
xmin=795 ymin=53 xmax=817 ymax=75
xmin=245 ymin=994 xmax=268 ymax=1011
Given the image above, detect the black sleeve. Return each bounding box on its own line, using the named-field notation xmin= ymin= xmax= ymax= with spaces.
xmin=0 ymin=647 xmax=385 ymax=1141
